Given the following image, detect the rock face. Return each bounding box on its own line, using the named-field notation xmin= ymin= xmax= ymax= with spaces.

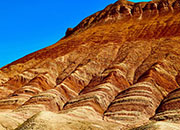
xmin=0 ymin=0 xmax=180 ymax=129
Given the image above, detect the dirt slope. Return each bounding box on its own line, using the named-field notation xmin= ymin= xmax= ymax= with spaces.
xmin=0 ymin=0 xmax=180 ymax=129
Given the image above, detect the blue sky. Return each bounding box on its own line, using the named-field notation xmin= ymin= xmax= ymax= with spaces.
xmin=0 ymin=0 xmax=149 ymax=68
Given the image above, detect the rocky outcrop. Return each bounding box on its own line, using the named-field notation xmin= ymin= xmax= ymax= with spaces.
xmin=66 ymin=0 xmax=180 ymax=37
xmin=0 ymin=0 xmax=180 ymax=129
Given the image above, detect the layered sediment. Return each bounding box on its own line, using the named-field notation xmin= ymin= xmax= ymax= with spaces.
xmin=0 ymin=0 xmax=180 ymax=129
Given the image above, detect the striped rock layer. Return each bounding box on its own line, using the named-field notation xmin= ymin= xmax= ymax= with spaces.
xmin=0 ymin=0 xmax=180 ymax=129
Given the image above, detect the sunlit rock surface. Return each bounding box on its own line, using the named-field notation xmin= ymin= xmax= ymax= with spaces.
xmin=0 ymin=0 xmax=180 ymax=129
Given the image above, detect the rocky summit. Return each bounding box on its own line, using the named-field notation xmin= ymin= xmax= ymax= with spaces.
xmin=0 ymin=0 xmax=180 ymax=129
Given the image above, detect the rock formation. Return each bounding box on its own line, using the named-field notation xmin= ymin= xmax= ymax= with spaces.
xmin=0 ymin=0 xmax=180 ymax=129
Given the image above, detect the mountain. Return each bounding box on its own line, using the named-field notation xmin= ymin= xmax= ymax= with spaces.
xmin=0 ymin=0 xmax=180 ymax=129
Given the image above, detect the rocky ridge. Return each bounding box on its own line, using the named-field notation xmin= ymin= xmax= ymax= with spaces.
xmin=0 ymin=0 xmax=180 ymax=129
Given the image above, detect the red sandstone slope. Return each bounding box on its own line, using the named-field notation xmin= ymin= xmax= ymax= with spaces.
xmin=0 ymin=0 xmax=180 ymax=129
